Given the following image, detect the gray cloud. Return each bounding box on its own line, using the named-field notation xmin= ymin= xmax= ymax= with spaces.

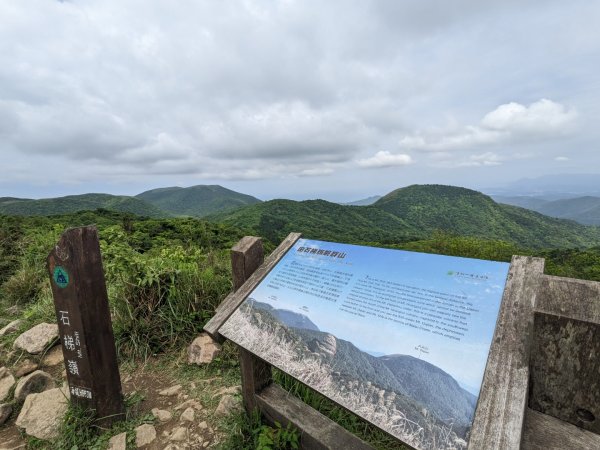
xmin=0 ymin=0 xmax=598 ymax=198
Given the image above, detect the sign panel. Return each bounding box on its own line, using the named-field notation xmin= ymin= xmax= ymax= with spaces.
xmin=220 ymin=239 xmax=510 ymax=450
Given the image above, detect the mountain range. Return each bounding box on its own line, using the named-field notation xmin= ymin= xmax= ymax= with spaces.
xmin=494 ymin=195 xmax=600 ymax=226
xmin=208 ymin=185 xmax=600 ymax=248
xmin=0 ymin=185 xmax=260 ymax=218
xmin=2 ymin=184 xmax=600 ymax=249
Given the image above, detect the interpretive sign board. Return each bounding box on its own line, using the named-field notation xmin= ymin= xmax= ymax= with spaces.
xmin=219 ymin=239 xmax=510 ymax=450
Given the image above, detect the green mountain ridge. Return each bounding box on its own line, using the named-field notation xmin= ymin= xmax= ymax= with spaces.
xmin=136 ymin=184 xmax=261 ymax=217
xmin=0 ymin=193 xmax=168 ymax=218
xmin=495 ymin=195 xmax=600 ymax=225
xmin=208 ymin=185 xmax=600 ymax=248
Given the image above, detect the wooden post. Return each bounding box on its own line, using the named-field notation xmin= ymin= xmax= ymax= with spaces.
xmin=468 ymin=256 xmax=545 ymax=449
xmin=230 ymin=236 xmax=274 ymax=413
xmin=47 ymin=226 xmax=124 ymax=426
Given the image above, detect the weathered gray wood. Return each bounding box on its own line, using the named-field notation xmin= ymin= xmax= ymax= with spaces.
xmin=468 ymin=256 xmax=545 ymax=450
xmin=204 ymin=232 xmax=302 ymax=341
xmin=535 ymin=274 xmax=600 ymax=324
xmin=256 ymin=384 xmax=375 ymax=450
xmin=47 ymin=226 xmax=124 ymax=427
xmin=239 ymin=347 xmax=272 ymax=413
xmin=521 ymin=408 xmax=600 ymax=450
xmin=232 ymin=236 xmax=264 ymax=291
xmin=529 ymin=275 xmax=600 ymax=435
xmin=229 ymin=236 xmax=273 ymax=413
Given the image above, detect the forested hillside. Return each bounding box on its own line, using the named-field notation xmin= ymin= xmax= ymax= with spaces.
xmin=136 ymin=185 xmax=261 ymax=217
xmin=0 ymin=194 xmax=167 ymax=218
xmin=209 ymin=185 xmax=600 ymax=249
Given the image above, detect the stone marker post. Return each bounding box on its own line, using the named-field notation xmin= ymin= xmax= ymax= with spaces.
xmin=47 ymin=226 xmax=124 ymax=426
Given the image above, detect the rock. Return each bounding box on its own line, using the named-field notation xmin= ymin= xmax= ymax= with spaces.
xmin=13 ymin=323 xmax=58 ymax=355
xmin=14 ymin=370 xmax=55 ymax=402
xmin=159 ymin=385 xmax=182 ymax=396
xmin=187 ymin=333 xmax=222 ymax=365
xmin=215 ymin=394 xmax=242 ymax=417
xmin=0 ymin=367 xmax=16 ymax=402
xmin=169 ymin=426 xmax=188 ymax=442
xmin=108 ymin=432 xmax=127 ymax=450
xmin=212 ymin=385 xmax=241 ymax=398
xmin=15 ymin=387 xmax=68 ymax=440
xmin=42 ymin=346 xmax=64 ymax=367
xmin=174 ymin=399 xmax=202 ymax=411
xmin=0 ymin=319 xmax=24 ymax=337
xmin=135 ymin=424 xmax=156 ymax=448
xmin=198 ymin=420 xmax=208 ymax=430
xmin=151 ymin=408 xmax=172 ymax=423
xmin=0 ymin=403 xmax=12 ymax=425
xmin=14 ymin=359 xmax=38 ymax=378
xmin=180 ymin=407 xmax=194 ymax=422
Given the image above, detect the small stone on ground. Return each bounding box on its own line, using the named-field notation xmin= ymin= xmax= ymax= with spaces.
xmin=135 ymin=423 xmax=156 ymax=448
xmin=0 ymin=368 xmax=16 ymax=402
xmin=14 ymin=370 xmax=55 ymax=402
xmin=187 ymin=333 xmax=222 ymax=365
xmin=41 ymin=346 xmax=64 ymax=367
xmin=151 ymin=407 xmax=172 ymax=423
xmin=159 ymin=385 xmax=182 ymax=396
xmin=169 ymin=426 xmax=188 ymax=442
xmin=14 ymin=359 xmax=38 ymax=378
xmin=180 ymin=407 xmax=194 ymax=422
xmin=215 ymin=394 xmax=242 ymax=417
xmin=15 ymin=387 xmax=68 ymax=440
xmin=108 ymin=431 xmax=127 ymax=450
xmin=0 ymin=403 xmax=13 ymax=426
xmin=13 ymin=323 xmax=58 ymax=355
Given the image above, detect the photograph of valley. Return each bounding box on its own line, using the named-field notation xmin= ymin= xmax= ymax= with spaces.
xmin=1 ymin=1 xmax=600 ymax=450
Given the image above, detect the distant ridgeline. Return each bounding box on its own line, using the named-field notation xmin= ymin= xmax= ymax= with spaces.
xmin=0 ymin=185 xmax=261 ymax=219
xmin=2 ymin=184 xmax=600 ymax=249
xmin=207 ymin=185 xmax=600 ymax=249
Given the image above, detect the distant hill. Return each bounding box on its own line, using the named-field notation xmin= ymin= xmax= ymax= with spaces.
xmin=0 ymin=194 xmax=167 ymax=218
xmin=495 ymin=195 xmax=600 ymax=226
xmin=248 ymin=300 xmax=320 ymax=331
xmin=208 ymin=185 xmax=600 ymax=248
xmin=343 ymin=195 xmax=382 ymax=206
xmin=136 ymin=185 xmax=261 ymax=217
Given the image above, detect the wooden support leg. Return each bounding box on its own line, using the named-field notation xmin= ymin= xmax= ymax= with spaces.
xmin=239 ymin=347 xmax=272 ymax=413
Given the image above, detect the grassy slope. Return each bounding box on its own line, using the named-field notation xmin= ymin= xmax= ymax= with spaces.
xmin=136 ymin=184 xmax=261 ymax=217
xmin=0 ymin=193 xmax=168 ymax=218
xmin=209 ymin=185 xmax=600 ymax=248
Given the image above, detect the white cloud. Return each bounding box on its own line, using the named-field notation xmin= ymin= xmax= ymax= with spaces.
xmin=555 ymin=156 xmax=570 ymax=161
xmin=399 ymin=99 xmax=578 ymax=153
xmin=357 ymin=151 xmax=413 ymax=168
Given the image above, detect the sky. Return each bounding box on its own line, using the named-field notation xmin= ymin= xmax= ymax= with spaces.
xmin=1 ymin=1 xmax=599 ymax=202
xmin=239 ymin=238 xmax=510 ymax=395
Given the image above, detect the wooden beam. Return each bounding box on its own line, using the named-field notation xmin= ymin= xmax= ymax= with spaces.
xmin=256 ymin=384 xmax=374 ymax=450
xmin=231 ymin=236 xmax=264 ymax=291
xmin=468 ymin=256 xmax=545 ymax=450
xmin=521 ymin=408 xmax=600 ymax=450
xmin=204 ymin=232 xmax=302 ymax=342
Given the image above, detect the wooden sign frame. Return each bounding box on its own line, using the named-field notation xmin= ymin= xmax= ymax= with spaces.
xmin=205 ymin=233 xmax=600 ymax=450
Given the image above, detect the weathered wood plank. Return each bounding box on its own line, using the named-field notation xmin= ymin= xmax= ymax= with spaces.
xmin=468 ymin=256 xmax=545 ymax=450
xmin=204 ymin=232 xmax=302 ymax=341
xmin=521 ymin=408 xmax=600 ymax=450
xmin=256 ymin=384 xmax=375 ymax=450
xmin=47 ymin=226 xmax=124 ymax=426
xmin=528 ymin=274 xmax=600 ymax=436
xmin=535 ymin=274 xmax=600 ymax=324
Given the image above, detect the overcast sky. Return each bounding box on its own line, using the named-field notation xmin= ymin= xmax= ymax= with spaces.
xmin=1 ymin=1 xmax=599 ymax=201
